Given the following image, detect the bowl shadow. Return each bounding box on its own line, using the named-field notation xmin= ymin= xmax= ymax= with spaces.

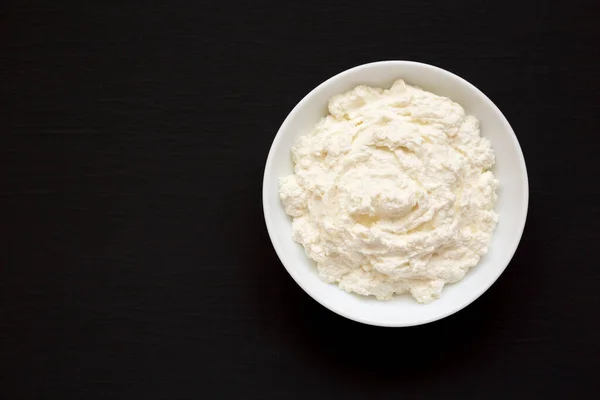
xmin=247 ymin=195 xmax=517 ymax=386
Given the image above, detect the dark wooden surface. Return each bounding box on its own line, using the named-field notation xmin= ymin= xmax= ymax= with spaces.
xmin=2 ymin=1 xmax=600 ymax=398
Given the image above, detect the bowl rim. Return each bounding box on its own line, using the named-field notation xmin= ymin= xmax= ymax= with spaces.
xmin=262 ymin=60 xmax=529 ymax=327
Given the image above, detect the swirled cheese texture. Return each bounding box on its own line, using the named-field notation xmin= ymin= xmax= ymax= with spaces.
xmin=279 ymin=80 xmax=499 ymax=303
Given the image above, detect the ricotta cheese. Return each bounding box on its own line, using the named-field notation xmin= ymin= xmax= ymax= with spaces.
xmin=279 ymin=80 xmax=499 ymax=303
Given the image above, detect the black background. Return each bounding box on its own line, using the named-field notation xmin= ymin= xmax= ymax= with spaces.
xmin=2 ymin=1 xmax=600 ymax=398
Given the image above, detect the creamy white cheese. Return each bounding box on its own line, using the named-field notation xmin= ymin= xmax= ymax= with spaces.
xmin=279 ymin=80 xmax=498 ymax=303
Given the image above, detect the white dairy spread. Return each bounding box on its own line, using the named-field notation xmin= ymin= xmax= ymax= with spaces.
xmin=279 ymin=80 xmax=498 ymax=303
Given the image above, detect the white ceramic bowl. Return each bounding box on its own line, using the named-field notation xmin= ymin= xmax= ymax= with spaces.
xmin=263 ymin=61 xmax=528 ymax=327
